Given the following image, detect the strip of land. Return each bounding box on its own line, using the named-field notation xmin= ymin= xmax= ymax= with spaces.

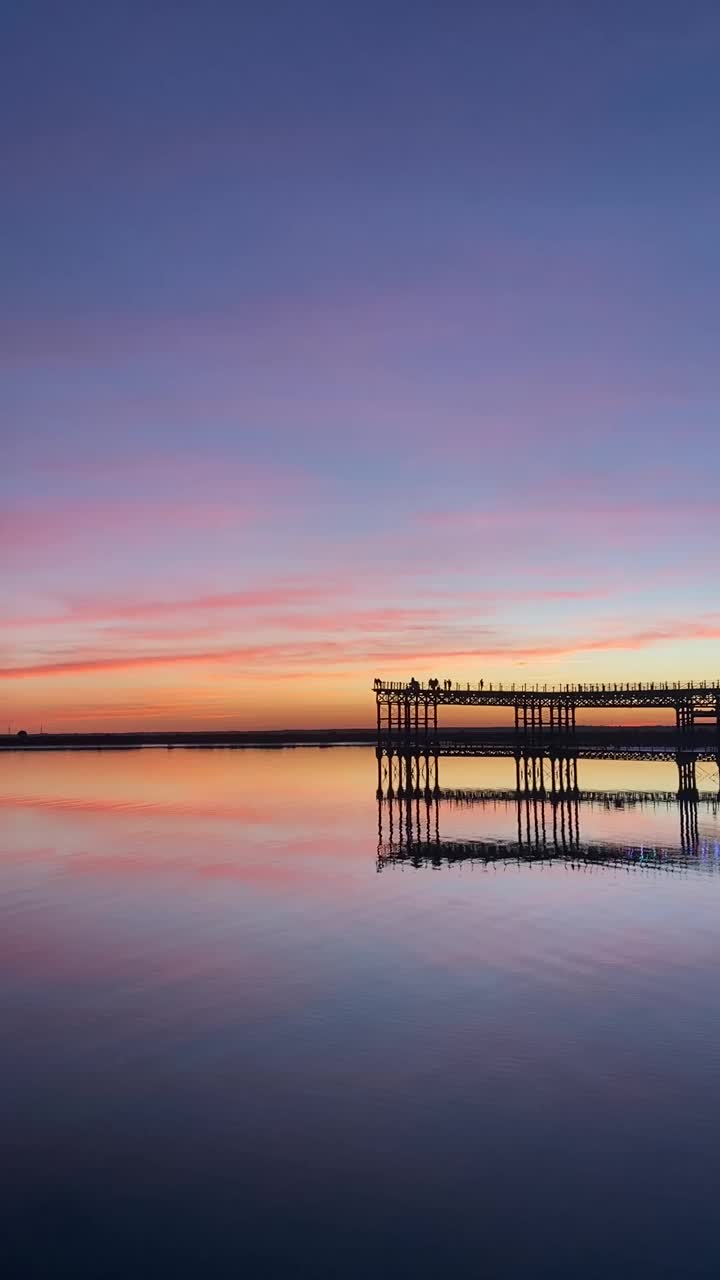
xmin=2 ymin=726 xmax=717 ymax=751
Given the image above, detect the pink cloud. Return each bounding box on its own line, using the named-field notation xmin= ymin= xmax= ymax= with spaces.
xmin=3 ymin=616 xmax=720 ymax=681
xmin=59 ymin=583 xmax=343 ymax=624
xmin=3 ymin=581 xmax=612 ymax=632
xmin=1 ymin=456 xmax=321 ymax=567
xmin=423 ymin=498 xmax=720 ymax=532
xmin=0 ymin=498 xmax=261 ymax=559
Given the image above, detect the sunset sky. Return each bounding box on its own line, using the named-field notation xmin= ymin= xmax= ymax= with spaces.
xmin=4 ymin=2 xmax=720 ymax=730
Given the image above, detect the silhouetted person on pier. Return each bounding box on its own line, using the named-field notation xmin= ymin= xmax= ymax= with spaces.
xmin=480 ymin=679 xmax=484 ymax=691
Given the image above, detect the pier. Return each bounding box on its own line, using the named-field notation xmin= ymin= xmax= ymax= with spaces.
xmin=374 ymin=676 xmax=720 ymax=739
xmin=374 ymin=677 xmax=720 ymax=803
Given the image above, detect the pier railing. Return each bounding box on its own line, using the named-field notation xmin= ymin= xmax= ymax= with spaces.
xmin=373 ymin=678 xmax=720 ymax=697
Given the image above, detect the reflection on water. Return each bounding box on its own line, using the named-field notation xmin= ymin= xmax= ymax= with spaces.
xmin=378 ymin=789 xmax=720 ymax=871
xmin=377 ymin=745 xmax=720 ymax=874
xmin=3 ymin=748 xmax=720 ymax=1278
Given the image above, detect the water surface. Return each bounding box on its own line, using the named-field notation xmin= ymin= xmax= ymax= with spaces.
xmin=2 ymin=748 xmax=720 ymax=1277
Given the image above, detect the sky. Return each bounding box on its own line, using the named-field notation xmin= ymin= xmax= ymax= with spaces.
xmin=3 ymin=0 xmax=720 ymax=730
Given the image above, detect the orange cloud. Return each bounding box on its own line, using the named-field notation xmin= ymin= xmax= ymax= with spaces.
xmin=3 ymin=616 xmax=720 ymax=681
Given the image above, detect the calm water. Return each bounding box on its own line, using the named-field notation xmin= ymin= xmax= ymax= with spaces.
xmin=3 ymin=747 xmax=720 ymax=1278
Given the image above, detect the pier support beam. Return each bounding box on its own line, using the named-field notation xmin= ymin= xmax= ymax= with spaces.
xmin=676 ymin=752 xmax=698 ymax=801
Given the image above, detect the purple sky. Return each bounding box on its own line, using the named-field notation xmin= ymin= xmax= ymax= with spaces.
xmin=3 ymin=1 xmax=720 ymax=728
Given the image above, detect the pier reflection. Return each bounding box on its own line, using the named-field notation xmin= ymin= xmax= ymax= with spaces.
xmin=376 ymin=752 xmax=720 ymax=872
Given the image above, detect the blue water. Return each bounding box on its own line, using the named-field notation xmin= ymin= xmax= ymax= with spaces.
xmin=2 ymin=748 xmax=720 ymax=1277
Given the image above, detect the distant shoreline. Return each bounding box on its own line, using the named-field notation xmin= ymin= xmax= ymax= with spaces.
xmin=1 ymin=728 xmax=377 ymax=751
xmin=1 ymin=726 xmax=714 ymax=752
